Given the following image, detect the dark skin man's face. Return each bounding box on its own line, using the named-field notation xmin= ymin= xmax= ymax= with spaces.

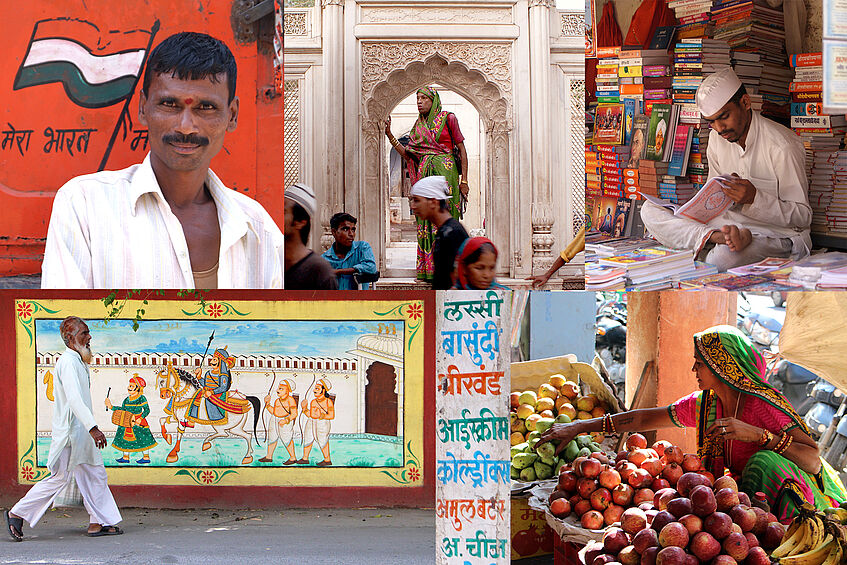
xmin=139 ymin=72 xmax=239 ymax=175
xmin=332 ymin=221 xmax=357 ymax=248
xmin=704 ymin=94 xmax=752 ymax=145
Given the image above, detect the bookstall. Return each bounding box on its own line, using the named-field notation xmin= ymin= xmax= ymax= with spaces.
xmin=585 ymin=0 xmax=847 ymax=291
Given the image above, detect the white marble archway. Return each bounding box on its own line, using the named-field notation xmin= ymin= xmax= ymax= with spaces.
xmin=355 ymin=51 xmax=514 ymax=275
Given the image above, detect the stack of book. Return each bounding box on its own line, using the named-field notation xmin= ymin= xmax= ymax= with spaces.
xmin=731 ymin=51 xmax=764 ymax=112
xmin=599 ymin=246 xmax=696 ymax=288
xmin=639 ymin=161 xmax=670 ymax=198
xmin=668 ymin=0 xmax=714 ymax=39
xmin=586 ymin=144 xmax=602 ymax=198
xmin=711 ymin=0 xmax=791 ymax=121
xmin=818 ymin=265 xmax=847 ymax=289
xmin=594 ymin=145 xmax=630 ymax=197
xmin=790 ymin=53 xmax=847 ymax=140
xmin=672 ymin=39 xmax=732 ymax=106
xmin=596 ymin=47 xmax=621 ymax=104
xmin=619 ymin=48 xmax=672 ymax=112
xmin=586 ymin=264 xmax=628 ymax=290
xmin=829 ymin=154 xmax=847 ymax=234
xmin=807 ymin=143 xmax=837 ymax=234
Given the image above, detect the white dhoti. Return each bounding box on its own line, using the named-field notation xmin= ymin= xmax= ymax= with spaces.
xmin=267 ymin=417 xmax=295 ymax=445
xmin=312 ymin=418 xmax=331 ymax=448
xmin=11 ymin=447 xmax=121 ymax=528
xmin=641 ymin=202 xmax=794 ymax=272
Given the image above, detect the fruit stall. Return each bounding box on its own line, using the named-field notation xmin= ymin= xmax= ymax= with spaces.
xmin=509 ymin=354 xmax=625 ymax=562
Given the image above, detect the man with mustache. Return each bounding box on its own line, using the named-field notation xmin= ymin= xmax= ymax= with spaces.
xmin=641 ymin=68 xmax=810 ymax=271
xmin=5 ymin=317 xmax=122 ymax=541
xmin=41 ymin=32 xmax=284 ymax=288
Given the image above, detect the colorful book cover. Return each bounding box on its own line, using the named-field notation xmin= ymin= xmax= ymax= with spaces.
xmin=594 ymin=104 xmax=625 ymax=145
xmin=612 ymin=197 xmax=633 ymax=237
xmin=666 ymin=124 xmax=693 ymax=177
xmin=646 ymin=104 xmax=672 ymax=161
xmin=790 ymin=52 xmax=823 ymax=67
xmin=626 ymin=115 xmax=650 ymax=169
xmin=623 ymin=99 xmax=637 ymax=145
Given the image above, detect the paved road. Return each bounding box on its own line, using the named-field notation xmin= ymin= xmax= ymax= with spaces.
xmin=2 ymin=507 xmax=435 ymax=565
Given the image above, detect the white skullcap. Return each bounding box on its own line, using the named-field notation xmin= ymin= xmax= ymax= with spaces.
xmin=410 ymin=176 xmax=450 ymax=200
xmin=285 ymin=183 xmax=316 ymax=218
xmin=317 ymin=377 xmax=332 ymax=391
xmin=281 ymin=378 xmax=295 ymax=392
xmin=696 ymin=67 xmax=743 ymax=117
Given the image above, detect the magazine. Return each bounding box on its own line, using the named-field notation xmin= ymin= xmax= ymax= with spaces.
xmin=638 ymin=175 xmax=733 ymax=223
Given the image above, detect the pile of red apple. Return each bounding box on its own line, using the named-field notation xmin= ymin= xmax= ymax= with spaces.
xmin=547 ymin=433 xmax=788 ymax=564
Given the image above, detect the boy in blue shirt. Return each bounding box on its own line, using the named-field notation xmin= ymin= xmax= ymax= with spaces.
xmin=321 ymin=213 xmax=377 ymax=290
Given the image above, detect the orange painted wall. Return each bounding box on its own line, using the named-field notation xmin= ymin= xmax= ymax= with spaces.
xmin=626 ymin=291 xmax=736 ymax=452
xmin=0 ymin=1 xmax=282 ymax=275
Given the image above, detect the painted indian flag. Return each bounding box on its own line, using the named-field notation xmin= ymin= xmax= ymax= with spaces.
xmin=14 ymin=18 xmax=159 ymax=108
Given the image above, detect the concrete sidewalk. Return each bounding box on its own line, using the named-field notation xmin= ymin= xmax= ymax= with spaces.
xmin=2 ymin=507 xmax=435 ymax=565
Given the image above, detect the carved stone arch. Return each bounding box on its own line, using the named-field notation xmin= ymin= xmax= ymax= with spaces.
xmin=363 ymin=54 xmax=510 ymax=129
xmin=357 ymin=43 xmax=515 ymax=277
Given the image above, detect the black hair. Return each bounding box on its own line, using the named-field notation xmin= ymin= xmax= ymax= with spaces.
xmin=438 ymin=199 xmax=449 ymax=211
xmin=728 ymin=84 xmax=747 ymax=106
xmin=292 ymin=202 xmax=311 ymax=245
xmin=330 ymin=212 xmax=357 ymax=230
xmin=142 ymin=32 xmax=237 ymax=103
xmin=463 ymin=243 xmax=497 ymax=266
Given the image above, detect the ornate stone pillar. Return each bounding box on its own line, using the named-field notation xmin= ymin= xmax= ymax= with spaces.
xmin=528 ymin=0 xmax=555 ymax=272
xmin=320 ymin=0 xmax=345 ymax=251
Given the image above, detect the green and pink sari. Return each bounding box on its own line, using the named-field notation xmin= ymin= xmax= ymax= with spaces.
xmin=404 ymin=86 xmax=463 ymax=282
xmin=668 ymin=325 xmax=846 ymax=521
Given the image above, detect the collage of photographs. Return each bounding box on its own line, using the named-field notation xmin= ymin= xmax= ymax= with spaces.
xmin=1 ymin=0 xmax=847 ymax=564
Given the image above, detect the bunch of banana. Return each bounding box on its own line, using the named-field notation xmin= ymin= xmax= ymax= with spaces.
xmin=773 ymin=512 xmax=845 ymax=565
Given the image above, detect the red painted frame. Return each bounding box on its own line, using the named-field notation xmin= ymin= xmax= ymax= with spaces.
xmin=0 ymin=290 xmax=436 ymax=509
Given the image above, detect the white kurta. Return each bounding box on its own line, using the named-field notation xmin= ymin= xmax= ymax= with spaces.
xmin=642 ymin=111 xmax=812 ymax=262
xmin=41 ymin=154 xmax=285 ymax=289
xmin=12 ymin=348 xmax=121 ymax=528
xmin=48 ymin=348 xmax=102 ymax=473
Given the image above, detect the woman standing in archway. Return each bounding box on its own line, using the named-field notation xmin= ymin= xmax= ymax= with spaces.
xmin=384 ymin=86 xmax=469 ymax=283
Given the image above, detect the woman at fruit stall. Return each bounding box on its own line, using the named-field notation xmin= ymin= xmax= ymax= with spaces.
xmin=537 ymin=325 xmax=847 ymax=522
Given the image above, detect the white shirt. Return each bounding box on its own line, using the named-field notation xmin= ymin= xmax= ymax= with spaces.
xmin=706 ymin=111 xmax=812 ymax=256
xmin=41 ymin=154 xmax=284 ymax=288
xmin=48 ymin=348 xmax=102 ymax=473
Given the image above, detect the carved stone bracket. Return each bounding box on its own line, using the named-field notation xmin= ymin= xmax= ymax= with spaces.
xmin=531 ymin=203 xmax=555 ymax=272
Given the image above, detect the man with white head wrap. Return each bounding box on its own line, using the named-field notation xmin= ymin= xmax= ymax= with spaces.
xmin=6 ymin=317 xmax=122 ymax=541
xmin=298 ymin=377 xmax=335 ymax=467
xmin=259 ymin=378 xmax=298 ymax=464
xmin=409 ymin=176 xmax=469 ymax=289
xmin=640 ymin=67 xmax=811 ymax=271
xmin=283 ymin=183 xmax=338 ymax=289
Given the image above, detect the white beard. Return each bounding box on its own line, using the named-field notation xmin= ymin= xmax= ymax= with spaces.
xmin=77 ymin=344 xmax=93 ymax=364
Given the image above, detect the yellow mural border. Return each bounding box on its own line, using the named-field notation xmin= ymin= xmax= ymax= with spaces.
xmin=15 ymin=298 xmax=426 ymax=487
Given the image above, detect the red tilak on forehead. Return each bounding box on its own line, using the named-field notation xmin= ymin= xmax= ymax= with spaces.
xmin=184 ymin=98 xmax=194 ymax=105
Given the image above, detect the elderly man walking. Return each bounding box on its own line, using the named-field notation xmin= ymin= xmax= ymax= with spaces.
xmin=5 ymin=317 xmax=122 ymax=541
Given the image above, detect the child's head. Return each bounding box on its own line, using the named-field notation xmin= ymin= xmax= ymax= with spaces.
xmin=457 ymin=237 xmax=498 ymax=289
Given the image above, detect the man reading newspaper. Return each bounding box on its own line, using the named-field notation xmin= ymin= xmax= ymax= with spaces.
xmin=641 ymin=68 xmax=811 ymax=271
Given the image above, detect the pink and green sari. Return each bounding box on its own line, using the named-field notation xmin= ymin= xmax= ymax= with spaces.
xmin=668 ymin=325 xmax=846 ymax=521
xmin=404 ymin=86 xmax=462 ymax=282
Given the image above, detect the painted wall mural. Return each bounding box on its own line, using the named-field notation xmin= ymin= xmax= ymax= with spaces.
xmin=15 ymin=299 xmax=426 ymax=487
